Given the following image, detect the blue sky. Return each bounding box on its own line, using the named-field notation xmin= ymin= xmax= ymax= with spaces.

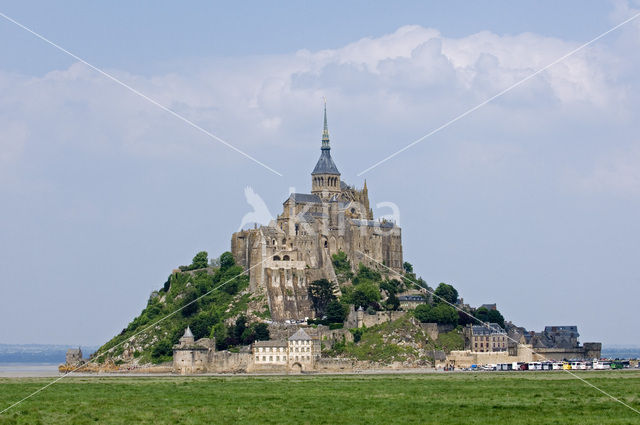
xmin=1 ymin=1 xmax=639 ymax=346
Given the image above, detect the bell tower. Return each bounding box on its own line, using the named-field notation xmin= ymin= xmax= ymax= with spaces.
xmin=311 ymin=101 xmax=341 ymax=199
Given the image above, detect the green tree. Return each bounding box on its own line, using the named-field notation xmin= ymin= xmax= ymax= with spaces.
xmin=191 ymin=251 xmax=209 ymax=269
xmin=353 ymin=264 xmax=382 ymax=284
xmin=458 ymin=309 xmax=476 ymax=326
xmin=325 ymin=299 xmax=348 ymax=323
xmin=215 ymin=263 xmax=247 ymax=295
xmin=181 ymin=288 xmax=199 ymax=317
xmin=414 ymin=304 xmax=432 ymax=323
xmin=190 ymin=312 xmax=218 ymax=339
xmin=385 ymin=292 xmax=400 ymax=311
xmin=414 ymin=303 xmax=458 ymax=325
xmin=232 ymin=316 xmax=247 ymax=344
xmin=308 ymin=279 xmax=337 ymax=316
xmin=253 ymin=323 xmax=270 ymax=341
xmin=219 ymin=252 xmax=235 ymax=271
xmin=162 ymin=276 xmax=171 ymax=292
xmin=403 ymin=261 xmax=413 ymax=273
xmin=434 ymin=283 xmax=458 ymax=305
xmin=331 ymin=250 xmax=351 ymax=274
xmin=431 ymin=304 xmax=458 ymax=326
xmin=380 ymin=279 xmax=399 ymax=295
xmin=351 ymin=282 xmax=381 ymax=309
xmin=212 ymin=323 xmax=228 ymax=350
xmin=151 ymin=339 xmax=172 ymax=359
xmin=487 ymin=309 xmax=505 ymax=328
xmin=475 ymin=307 xmax=490 ymax=323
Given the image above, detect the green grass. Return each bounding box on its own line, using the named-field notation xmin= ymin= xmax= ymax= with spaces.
xmin=1 ymin=372 xmax=639 ymax=424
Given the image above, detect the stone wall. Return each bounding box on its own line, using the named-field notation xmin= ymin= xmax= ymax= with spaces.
xmin=361 ymin=311 xmax=406 ymax=327
xmin=345 ymin=307 xmax=407 ymax=328
xmin=447 ymin=345 xmax=534 ymax=368
xmin=531 ymin=344 xmax=601 ymax=361
xmin=208 ymin=351 xmax=251 ymax=373
xmin=315 ymin=358 xmax=356 ymax=372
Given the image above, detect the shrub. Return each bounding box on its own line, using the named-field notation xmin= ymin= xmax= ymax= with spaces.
xmin=151 ymin=339 xmax=172 ymax=359
xmin=351 ymin=328 xmax=364 ymax=343
xmin=332 ymin=250 xmax=351 ymax=275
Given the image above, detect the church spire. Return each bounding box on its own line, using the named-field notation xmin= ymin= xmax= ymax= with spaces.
xmin=321 ymin=97 xmax=330 ymax=150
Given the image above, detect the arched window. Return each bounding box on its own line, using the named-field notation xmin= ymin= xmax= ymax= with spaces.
xmin=282 ymin=238 xmax=286 ymax=245
xmin=283 ymin=255 xmax=290 ymax=261
xmin=324 ymin=240 xmax=328 ymax=248
xmin=273 ymin=255 xmax=281 ymax=261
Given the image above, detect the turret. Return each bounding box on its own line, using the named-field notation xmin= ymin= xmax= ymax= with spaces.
xmin=311 ymin=101 xmax=341 ymax=199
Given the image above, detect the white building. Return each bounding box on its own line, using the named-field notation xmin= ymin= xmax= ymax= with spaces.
xmin=252 ymin=328 xmax=320 ymax=372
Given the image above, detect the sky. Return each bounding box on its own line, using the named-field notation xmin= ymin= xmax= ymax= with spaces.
xmin=1 ymin=0 xmax=639 ymax=346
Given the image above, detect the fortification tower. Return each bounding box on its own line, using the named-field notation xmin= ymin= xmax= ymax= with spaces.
xmin=311 ymin=102 xmax=341 ymax=200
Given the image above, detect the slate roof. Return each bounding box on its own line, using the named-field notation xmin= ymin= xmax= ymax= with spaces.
xmin=285 ymin=193 xmax=323 ymax=204
xmin=288 ymin=328 xmax=312 ymax=341
xmin=471 ymin=323 xmax=506 ymax=335
xmin=398 ymin=295 xmax=425 ymax=302
xmin=311 ymin=149 xmax=340 ymax=175
xmin=183 ymin=327 xmax=194 ymax=338
xmin=254 ymin=340 xmax=287 ymax=347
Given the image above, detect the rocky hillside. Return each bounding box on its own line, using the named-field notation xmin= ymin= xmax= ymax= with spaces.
xmin=327 ymin=315 xmax=465 ymax=366
xmin=93 ymin=252 xmax=269 ymax=365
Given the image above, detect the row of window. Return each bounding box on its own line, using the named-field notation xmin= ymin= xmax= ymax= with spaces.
xmin=475 ymin=342 xmax=506 ymax=348
xmin=255 ymin=355 xmax=311 ymax=362
xmin=314 ymin=176 xmax=339 ymax=187
xmin=473 ymin=336 xmax=506 ymax=341
xmin=256 ymin=342 xmax=311 ymax=353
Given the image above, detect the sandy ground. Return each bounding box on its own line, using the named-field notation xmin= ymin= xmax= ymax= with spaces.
xmin=0 ymin=363 xmax=60 ymax=378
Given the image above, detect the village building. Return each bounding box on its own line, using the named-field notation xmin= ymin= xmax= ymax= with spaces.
xmin=252 ymin=328 xmax=320 ymax=372
xmin=397 ymin=294 xmax=426 ymax=310
xmin=467 ymin=323 xmax=508 ymax=353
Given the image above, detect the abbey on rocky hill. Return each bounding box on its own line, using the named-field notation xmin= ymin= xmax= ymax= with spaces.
xmin=232 ymin=104 xmax=403 ymax=321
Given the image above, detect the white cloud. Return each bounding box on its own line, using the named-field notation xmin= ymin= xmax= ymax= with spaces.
xmin=0 ymin=23 xmax=634 ymax=184
xmin=575 ymin=144 xmax=640 ymax=196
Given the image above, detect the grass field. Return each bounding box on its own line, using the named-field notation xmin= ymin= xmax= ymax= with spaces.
xmin=1 ymin=371 xmax=639 ymax=424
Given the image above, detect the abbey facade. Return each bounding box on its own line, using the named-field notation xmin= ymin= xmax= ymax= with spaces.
xmin=231 ymin=106 xmax=403 ymax=321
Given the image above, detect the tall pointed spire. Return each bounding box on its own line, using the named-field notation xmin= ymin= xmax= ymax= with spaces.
xmin=321 ymin=97 xmax=330 ymax=150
